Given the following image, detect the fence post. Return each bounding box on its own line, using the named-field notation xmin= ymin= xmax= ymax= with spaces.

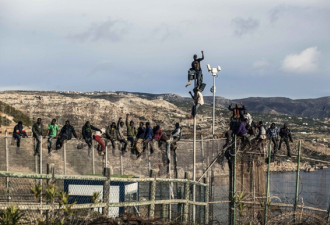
xmin=204 ymin=177 xmax=209 ymax=225
xmin=92 ymin=140 xmax=95 ymax=175
xmin=103 ymin=167 xmax=111 ymax=216
xmin=120 ymin=145 xmax=123 ymax=175
xmin=46 ymin=163 xmax=55 ymax=222
xmin=105 ymin=143 xmax=108 ymax=168
xmin=183 ymin=172 xmax=191 ymax=223
xmin=40 ymin=136 xmax=43 ymax=175
xmin=327 ymin=202 xmax=330 ymax=223
xmin=232 ymin=135 xmax=237 ymax=225
xmin=63 ymin=141 xmax=67 ymax=175
xmin=264 ymin=141 xmax=272 ymax=225
xmin=148 ymin=169 xmax=156 ymax=218
xmin=5 ymin=131 xmax=10 ymax=202
xmin=294 ymin=140 xmax=302 ymax=222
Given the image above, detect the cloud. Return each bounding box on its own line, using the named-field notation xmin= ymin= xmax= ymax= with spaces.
xmin=232 ymin=17 xmax=259 ymax=36
xmin=281 ymin=47 xmax=320 ymax=74
xmin=269 ymin=4 xmax=287 ymax=23
xmin=69 ymin=18 xmax=129 ymax=42
xmin=253 ymin=59 xmax=270 ymax=74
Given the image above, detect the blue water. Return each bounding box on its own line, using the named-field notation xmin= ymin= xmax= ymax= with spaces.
xmin=270 ymin=168 xmax=330 ymax=209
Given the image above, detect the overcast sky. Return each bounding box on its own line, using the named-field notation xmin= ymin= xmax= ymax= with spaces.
xmin=0 ymin=0 xmax=329 ymax=99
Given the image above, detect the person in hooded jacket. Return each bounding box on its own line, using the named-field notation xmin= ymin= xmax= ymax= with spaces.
xmin=32 ymin=118 xmax=43 ymax=155
xmin=135 ymin=122 xmax=145 ymax=158
xmin=126 ymin=114 xmax=137 ymax=149
xmin=279 ymin=123 xmax=294 ymax=157
xmin=82 ymin=121 xmax=101 ymax=149
xmin=106 ymin=122 xmax=118 ymax=149
xmin=13 ymin=121 xmax=28 ymax=148
xmin=56 ymin=120 xmax=77 ymax=150
xmin=117 ymin=117 xmax=128 ymax=152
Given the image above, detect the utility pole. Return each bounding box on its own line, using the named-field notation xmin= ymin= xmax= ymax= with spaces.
xmin=207 ymin=64 xmax=221 ymax=137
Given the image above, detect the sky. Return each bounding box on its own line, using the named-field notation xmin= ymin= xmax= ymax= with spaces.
xmin=0 ymin=0 xmax=329 ymax=99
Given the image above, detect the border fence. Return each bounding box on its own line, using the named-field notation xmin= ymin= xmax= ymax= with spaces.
xmin=0 ymin=167 xmax=208 ymax=224
xmin=1 ymin=134 xmax=330 ymax=224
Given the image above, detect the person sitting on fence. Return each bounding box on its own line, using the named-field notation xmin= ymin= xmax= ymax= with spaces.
xmin=32 ymin=118 xmax=43 ymax=156
xmin=126 ymin=114 xmax=137 ymax=151
xmin=136 ymin=122 xmax=145 ymax=158
xmin=13 ymin=121 xmax=28 ymax=148
xmin=56 ymin=120 xmax=78 ymax=150
xmin=278 ymin=123 xmax=293 ymax=158
xmin=189 ymin=87 xmax=204 ymax=118
xmin=106 ymin=122 xmax=118 ymax=149
xmin=266 ymin=123 xmax=278 ymax=156
xmin=171 ymin=122 xmax=182 ymax=151
xmin=117 ymin=117 xmax=128 ymax=153
xmin=93 ymin=130 xmax=105 ymax=156
xmin=228 ymin=102 xmax=245 ymax=120
xmin=236 ymin=119 xmax=250 ymax=148
xmin=82 ymin=121 xmax=101 ymax=149
xmin=144 ymin=122 xmax=154 ymax=154
xmin=243 ymin=109 xmax=253 ymax=126
xmin=46 ymin=119 xmax=59 ymax=155
xmin=256 ymin=121 xmax=267 ymax=155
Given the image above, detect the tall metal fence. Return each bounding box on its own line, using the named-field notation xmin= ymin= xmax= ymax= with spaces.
xmin=0 ymin=167 xmax=208 ymax=224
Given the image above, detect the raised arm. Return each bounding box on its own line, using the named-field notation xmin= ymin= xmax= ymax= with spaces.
xmin=200 ymin=50 xmax=204 ymax=60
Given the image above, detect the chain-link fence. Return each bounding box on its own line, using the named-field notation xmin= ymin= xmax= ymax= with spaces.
xmin=0 ymin=169 xmax=209 ymax=224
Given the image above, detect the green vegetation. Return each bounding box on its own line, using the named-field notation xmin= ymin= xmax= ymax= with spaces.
xmin=0 ymin=101 xmax=32 ymax=127
xmin=0 ymin=204 xmax=24 ymax=225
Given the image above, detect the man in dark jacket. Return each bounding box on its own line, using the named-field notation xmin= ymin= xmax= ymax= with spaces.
xmin=13 ymin=121 xmax=28 ymax=147
xmin=32 ymin=118 xmax=43 ymax=155
xmin=191 ymin=51 xmax=204 ymax=88
xmin=279 ymin=123 xmax=293 ymax=157
xmin=56 ymin=120 xmax=77 ymax=150
xmin=135 ymin=122 xmax=145 ymax=158
xmin=143 ymin=122 xmax=153 ymax=153
xmin=82 ymin=121 xmax=101 ymax=149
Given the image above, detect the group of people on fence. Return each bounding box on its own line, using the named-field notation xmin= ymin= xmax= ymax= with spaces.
xmin=12 ymin=114 xmax=182 ymax=163
xmin=224 ymin=102 xmax=294 ymax=159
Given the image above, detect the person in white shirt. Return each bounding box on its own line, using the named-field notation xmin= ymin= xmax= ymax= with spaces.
xmin=189 ymin=87 xmax=204 ymax=118
xmin=243 ymin=110 xmax=253 ymax=126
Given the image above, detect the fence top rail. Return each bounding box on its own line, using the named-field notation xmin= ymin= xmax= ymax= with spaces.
xmin=0 ymin=135 xmax=226 ymax=142
xmin=0 ymin=171 xmax=208 ymax=186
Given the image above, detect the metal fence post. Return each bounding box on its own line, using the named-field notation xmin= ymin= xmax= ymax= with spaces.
xmin=5 ymin=131 xmax=10 ymax=202
xmin=105 ymin=143 xmax=108 ymax=168
xmin=40 ymin=136 xmax=43 ymax=176
xmin=103 ymin=167 xmax=111 ymax=216
xmin=63 ymin=141 xmax=67 ymax=175
xmin=148 ymin=169 xmax=156 ymax=218
xmin=294 ymin=140 xmax=302 ymax=222
xmin=204 ymin=177 xmax=209 ymax=225
xmin=232 ymin=135 xmax=237 ymax=225
xmin=92 ymin=140 xmax=95 ymax=175
xmin=264 ymin=141 xmax=272 ymax=225
xmin=184 ymin=172 xmax=191 ymax=223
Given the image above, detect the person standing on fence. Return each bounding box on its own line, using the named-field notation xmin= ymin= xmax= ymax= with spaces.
xmin=117 ymin=117 xmax=128 ymax=152
xmin=46 ymin=119 xmax=59 ymax=155
xmin=144 ymin=122 xmax=154 ymax=154
xmin=126 ymin=114 xmax=137 ymax=151
xmin=278 ymin=123 xmax=293 ymax=158
xmin=32 ymin=118 xmax=43 ymax=156
xmin=106 ymin=122 xmax=118 ymax=149
xmin=82 ymin=121 xmax=101 ymax=149
xmin=56 ymin=120 xmax=77 ymax=150
xmin=12 ymin=121 xmax=28 ymax=148
xmin=136 ymin=122 xmax=145 ymax=158
xmin=267 ymin=123 xmax=279 ymax=156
